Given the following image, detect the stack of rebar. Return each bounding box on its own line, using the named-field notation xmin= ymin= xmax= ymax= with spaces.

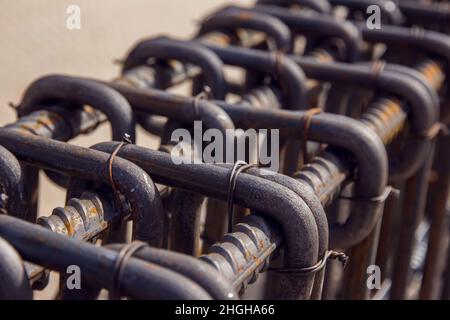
xmin=0 ymin=0 xmax=449 ymax=300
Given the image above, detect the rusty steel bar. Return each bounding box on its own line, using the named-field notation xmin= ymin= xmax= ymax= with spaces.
xmin=107 ymin=243 xmax=238 ymax=300
xmin=123 ymin=37 xmax=227 ymax=100
xmin=190 ymin=44 xmax=437 ymax=183
xmin=0 ymin=236 xmax=32 ymax=300
xmin=118 ymin=37 xmax=237 ymax=253
xmin=353 ymin=24 xmax=450 ymax=299
xmin=390 ymin=141 xmax=437 ymax=299
xmin=10 ymin=74 xmax=136 ymax=222
xmin=391 ymin=62 xmax=447 ymax=299
xmin=198 ymin=7 xmax=293 ymax=52
xmin=397 ymin=0 xmax=450 ymax=28
xmin=206 ymin=53 xmax=409 ymax=297
xmin=108 ymin=25 xmax=432 ymax=300
xmin=91 ymin=142 xmax=321 ymax=299
xmin=1 ymin=0 xmax=449 ymax=302
xmin=272 ymin=22 xmax=439 ymax=298
xmin=246 ymin=4 xmax=361 ymax=61
xmin=224 ymin=153 xmax=332 ymax=298
xmin=121 ymin=36 xmax=228 ymax=135
xmin=106 ymin=82 xmax=389 ymax=249
xmin=328 ymin=0 xmax=405 ymax=25
xmin=318 ymin=43 xmax=447 ymax=299
xmin=0 ymin=214 xmax=212 ymax=300
xmin=319 ymin=57 xmax=443 ymax=299
xmin=256 ymin=0 xmax=332 ymax=13
xmin=158 ymin=142 xmax=206 ymax=255
xmin=200 ymin=214 xmax=282 ymax=294
xmin=441 ymin=206 xmax=450 ymax=299
xmin=0 ymin=128 xmax=165 ymax=247
xmin=359 ymin=24 xmax=450 ymax=75
xmin=195 ymin=7 xmax=320 ymax=177
xmin=19 ymin=190 xmax=118 ymax=298
xmin=290 ymin=56 xmax=439 ymax=182
xmin=0 ymin=145 xmax=29 ymax=220
xmin=418 ymin=58 xmax=449 ymax=300
xmin=37 ymin=190 xmax=114 ymax=242
xmin=195 ymin=11 xmax=308 ymax=249
xmin=320 ymin=66 xmax=440 ymax=299
xmin=17 ymin=75 xmax=135 ymax=141
xmin=89 ymin=77 xmax=400 ymax=300
xmin=139 ymin=38 xmax=310 ymax=109
xmin=420 ymin=135 xmax=450 ymax=299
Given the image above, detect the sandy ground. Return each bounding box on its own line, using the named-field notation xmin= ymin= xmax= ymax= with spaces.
xmin=0 ymin=0 xmax=250 ymax=299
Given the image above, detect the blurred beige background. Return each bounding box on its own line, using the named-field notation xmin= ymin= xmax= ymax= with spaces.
xmin=0 ymin=0 xmax=250 ymax=216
